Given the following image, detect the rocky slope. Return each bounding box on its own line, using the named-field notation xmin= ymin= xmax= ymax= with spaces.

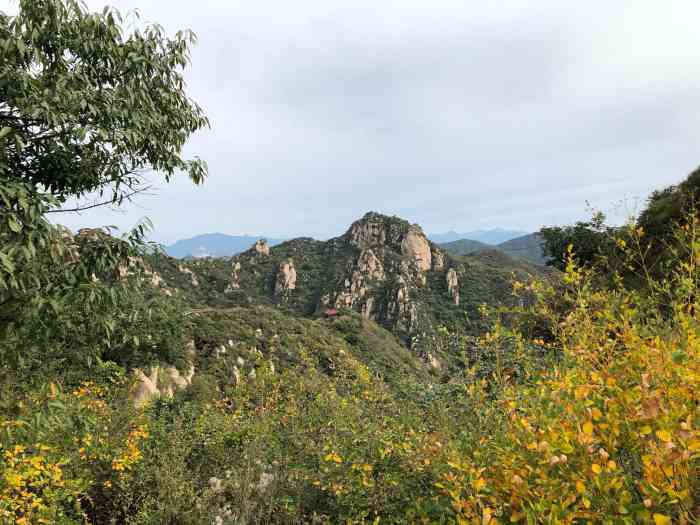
xmin=151 ymin=212 xmax=552 ymax=368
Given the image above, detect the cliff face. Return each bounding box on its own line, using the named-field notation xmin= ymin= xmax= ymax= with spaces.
xmin=154 ymin=212 xmax=550 ymax=361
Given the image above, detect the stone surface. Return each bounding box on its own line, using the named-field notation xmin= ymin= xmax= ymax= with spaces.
xmin=131 ymin=358 xmax=195 ymax=407
xmin=357 ymin=249 xmax=384 ymax=280
xmin=446 ymin=268 xmax=460 ymax=306
xmin=432 ymin=249 xmax=445 ymax=271
xmin=178 ymin=264 xmax=199 ymax=287
xmin=254 ymin=239 xmax=270 ymax=256
xmin=401 ymin=226 xmax=432 ymax=271
xmin=132 ymin=368 xmax=160 ymax=408
xmin=274 ymin=258 xmax=297 ymax=294
xmin=225 ymin=261 xmax=242 ymax=292
xmin=347 ymin=217 xmax=387 ymax=247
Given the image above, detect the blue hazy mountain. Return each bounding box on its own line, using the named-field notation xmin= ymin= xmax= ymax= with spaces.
xmin=440 ymin=232 xmax=546 ymax=265
xmin=165 ymin=233 xmax=285 ymax=258
xmin=428 ymin=228 xmax=528 ymax=245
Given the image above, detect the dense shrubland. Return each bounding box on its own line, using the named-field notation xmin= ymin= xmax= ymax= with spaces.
xmin=4 ymin=208 xmax=700 ymax=523
xmin=2 ymin=0 xmax=700 ymax=523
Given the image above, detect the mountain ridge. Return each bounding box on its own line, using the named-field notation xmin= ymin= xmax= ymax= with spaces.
xmin=164 ymin=227 xmax=533 ymax=258
xmin=440 ymin=232 xmax=546 ymax=265
xmin=428 ymin=228 xmax=529 ymax=244
xmin=151 ymin=212 xmax=553 ymax=371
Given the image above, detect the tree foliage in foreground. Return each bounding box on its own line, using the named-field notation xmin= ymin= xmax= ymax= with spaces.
xmin=0 ymin=0 xmax=208 ymax=202
xmin=0 ymin=0 xmax=207 ymax=379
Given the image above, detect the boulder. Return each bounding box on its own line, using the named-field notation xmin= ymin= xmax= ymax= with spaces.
xmin=401 ymin=226 xmax=432 ymax=271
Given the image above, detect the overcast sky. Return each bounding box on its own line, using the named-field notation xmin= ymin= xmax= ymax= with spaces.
xmin=6 ymin=1 xmax=700 ymax=243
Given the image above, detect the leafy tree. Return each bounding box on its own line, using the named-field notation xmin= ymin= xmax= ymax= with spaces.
xmin=0 ymin=0 xmax=207 ymax=379
xmin=540 ymin=211 xmax=615 ymax=271
xmin=0 ymin=0 xmax=208 ymax=203
xmin=636 ymin=166 xmax=700 ymax=269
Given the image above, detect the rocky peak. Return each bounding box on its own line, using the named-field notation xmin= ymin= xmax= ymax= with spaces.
xmin=344 ymin=212 xmax=433 ymax=272
xmin=344 ymin=212 xmax=410 ymax=249
xmin=254 ymin=239 xmax=270 ymax=256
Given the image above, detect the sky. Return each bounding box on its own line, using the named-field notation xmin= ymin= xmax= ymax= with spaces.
xmin=6 ymin=1 xmax=700 ymax=243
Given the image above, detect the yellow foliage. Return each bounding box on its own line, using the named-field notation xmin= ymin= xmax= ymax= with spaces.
xmin=437 ymin=243 xmax=700 ymax=523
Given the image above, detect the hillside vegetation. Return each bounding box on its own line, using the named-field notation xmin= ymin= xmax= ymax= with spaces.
xmin=2 ymin=1 xmax=700 ymax=524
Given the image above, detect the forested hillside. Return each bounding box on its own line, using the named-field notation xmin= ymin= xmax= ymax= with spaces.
xmin=1 ymin=2 xmax=700 ymax=524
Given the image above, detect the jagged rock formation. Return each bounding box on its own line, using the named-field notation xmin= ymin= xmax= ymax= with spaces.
xmin=386 ymin=276 xmax=418 ymax=333
xmin=332 ymin=249 xmax=385 ymax=317
xmin=274 ymin=258 xmax=297 ymax=295
xmin=357 ymin=249 xmax=384 ymax=280
xmin=254 ymin=239 xmax=270 ymax=256
xmin=446 ymin=268 xmax=460 ymax=305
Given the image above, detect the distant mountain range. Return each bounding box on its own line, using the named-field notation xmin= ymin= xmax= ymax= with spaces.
xmin=439 ymin=233 xmax=546 ymax=265
xmin=164 ymin=233 xmax=285 ymax=258
xmin=428 ymin=228 xmax=529 ymax=245
xmin=166 ymin=229 xmax=531 ymax=258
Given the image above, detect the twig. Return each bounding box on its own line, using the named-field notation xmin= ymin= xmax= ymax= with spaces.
xmin=45 ymin=185 xmax=153 ymax=214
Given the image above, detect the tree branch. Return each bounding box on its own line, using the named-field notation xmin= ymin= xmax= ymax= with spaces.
xmin=45 ymin=185 xmax=153 ymax=214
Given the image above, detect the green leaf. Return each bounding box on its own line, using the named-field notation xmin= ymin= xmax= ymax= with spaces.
xmin=8 ymin=216 xmax=22 ymax=233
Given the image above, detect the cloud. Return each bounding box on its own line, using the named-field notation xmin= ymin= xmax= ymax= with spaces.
xmin=5 ymin=0 xmax=700 ymax=242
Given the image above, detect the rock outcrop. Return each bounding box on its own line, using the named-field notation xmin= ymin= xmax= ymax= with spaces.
xmin=274 ymin=258 xmax=297 ymax=294
xmin=432 ymin=249 xmax=445 ymax=271
xmin=401 ymin=226 xmax=432 ymax=271
xmin=332 ymin=249 xmax=386 ymax=317
xmin=387 ymin=276 xmax=418 ymax=332
xmin=254 ymin=239 xmax=270 ymax=256
xmin=131 ymin=362 xmax=195 ymax=407
xmin=225 ymin=261 xmax=242 ymax=292
xmin=357 ymin=249 xmax=384 ymax=280
xmin=446 ymin=268 xmax=460 ymax=306
xmin=348 ymin=216 xmax=388 ymax=247
xmin=178 ymin=264 xmax=199 ymax=287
